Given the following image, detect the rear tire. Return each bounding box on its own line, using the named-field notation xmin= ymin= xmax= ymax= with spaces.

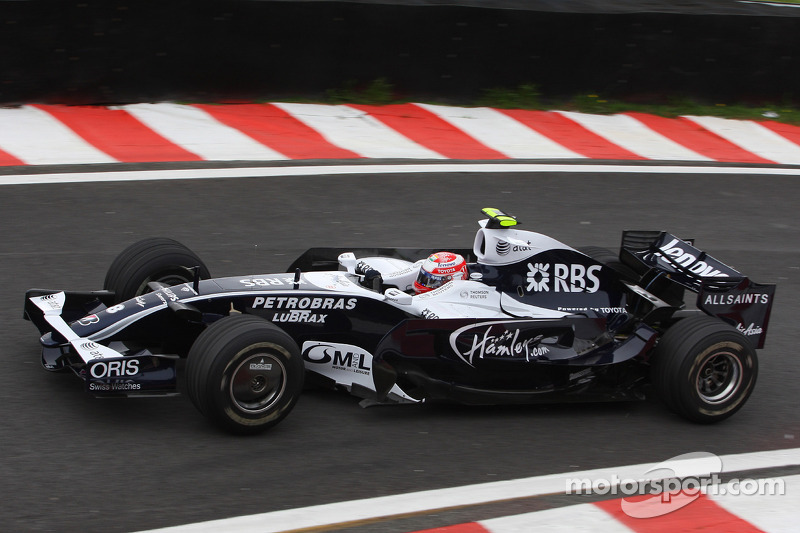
xmin=578 ymin=246 xmax=638 ymax=282
xmin=104 ymin=238 xmax=210 ymax=303
xmin=651 ymin=315 xmax=757 ymax=423
xmin=185 ymin=315 xmax=304 ymax=435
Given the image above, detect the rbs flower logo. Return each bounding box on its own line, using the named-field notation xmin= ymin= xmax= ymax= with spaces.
xmin=526 ymin=263 xmax=550 ymax=292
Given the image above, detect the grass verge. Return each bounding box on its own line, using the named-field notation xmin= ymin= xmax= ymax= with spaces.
xmin=316 ymin=79 xmax=800 ymax=125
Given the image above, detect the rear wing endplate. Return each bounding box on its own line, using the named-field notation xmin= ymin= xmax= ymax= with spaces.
xmin=698 ymin=279 xmax=776 ymax=349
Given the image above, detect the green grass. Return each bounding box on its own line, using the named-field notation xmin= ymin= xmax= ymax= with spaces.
xmin=545 ymin=93 xmax=800 ymax=125
xmin=325 ymin=78 xmax=395 ymax=106
xmin=312 ymin=79 xmax=800 ymax=125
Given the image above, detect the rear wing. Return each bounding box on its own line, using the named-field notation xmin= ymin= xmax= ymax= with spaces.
xmin=621 ymin=231 xmax=743 ymax=289
xmin=621 ymin=231 xmax=776 ymax=348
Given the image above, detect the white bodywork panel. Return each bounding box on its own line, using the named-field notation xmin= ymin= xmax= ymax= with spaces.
xmin=301 ymin=341 xmax=418 ymax=403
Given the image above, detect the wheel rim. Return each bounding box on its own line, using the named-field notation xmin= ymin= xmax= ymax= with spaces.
xmin=154 ymin=273 xmax=193 ymax=285
xmin=229 ymin=350 xmax=287 ymax=414
xmin=695 ymin=351 xmax=742 ymax=404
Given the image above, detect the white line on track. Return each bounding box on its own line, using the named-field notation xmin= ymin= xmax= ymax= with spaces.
xmin=136 ymin=447 xmax=800 ymax=533
xmin=3 ymin=162 xmax=800 ymax=186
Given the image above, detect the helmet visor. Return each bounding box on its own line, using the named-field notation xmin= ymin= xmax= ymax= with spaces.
xmin=416 ymin=268 xmax=450 ymax=291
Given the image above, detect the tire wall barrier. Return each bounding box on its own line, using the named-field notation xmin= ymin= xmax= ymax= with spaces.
xmin=1 ymin=0 xmax=798 ymax=106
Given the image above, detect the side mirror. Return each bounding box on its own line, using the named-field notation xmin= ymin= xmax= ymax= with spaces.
xmin=384 ymin=288 xmax=412 ymax=305
xmin=337 ymin=252 xmax=357 ymax=273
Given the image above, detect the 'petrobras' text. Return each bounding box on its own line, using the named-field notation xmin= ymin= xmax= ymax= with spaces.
xmin=252 ymin=296 xmax=356 ymax=310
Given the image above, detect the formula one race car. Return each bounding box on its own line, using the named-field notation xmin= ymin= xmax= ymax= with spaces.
xmin=24 ymin=209 xmax=776 ymax=434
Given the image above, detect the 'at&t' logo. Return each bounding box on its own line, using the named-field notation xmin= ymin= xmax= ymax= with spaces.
xmin=526 ymin=263 xmax=602 ymax=293
xmin=496 ymin=241 xmax=532 ymax=256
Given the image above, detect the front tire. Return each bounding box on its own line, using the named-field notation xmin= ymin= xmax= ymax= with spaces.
xmin=104 ymin=237 xmax=210 ymax=303
xmin=651 ymin=315 xmax=758 ymax=423
xmin=185 ymin=315 xmax=304 ymax=435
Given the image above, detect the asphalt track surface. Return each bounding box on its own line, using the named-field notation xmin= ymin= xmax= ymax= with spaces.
xmin=2 ymin=161 xmax=799 ymax=532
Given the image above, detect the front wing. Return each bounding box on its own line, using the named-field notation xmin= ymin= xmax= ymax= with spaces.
xmin=27 ymin=292 xmax=178 ymax=396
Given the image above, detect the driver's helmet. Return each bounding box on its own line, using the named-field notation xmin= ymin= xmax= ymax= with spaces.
xmin=413 ymin=252 xmax=468 ymax=294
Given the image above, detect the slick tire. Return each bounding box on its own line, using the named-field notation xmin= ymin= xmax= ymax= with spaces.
xmin=185 ymin=315 xmax=304 ymax=435
xmin=104 ymin=238 xmax=210 ymax=303
xmin=651 ymin=315 xmax=757 ymax=423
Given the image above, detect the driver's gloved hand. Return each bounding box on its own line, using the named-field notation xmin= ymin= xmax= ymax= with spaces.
xmin=362 ymin=269 xmax=383 ymax=291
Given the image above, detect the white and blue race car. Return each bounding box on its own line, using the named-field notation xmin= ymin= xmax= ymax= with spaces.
xmin=24 ymin=208 xmax=775 ymax=434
